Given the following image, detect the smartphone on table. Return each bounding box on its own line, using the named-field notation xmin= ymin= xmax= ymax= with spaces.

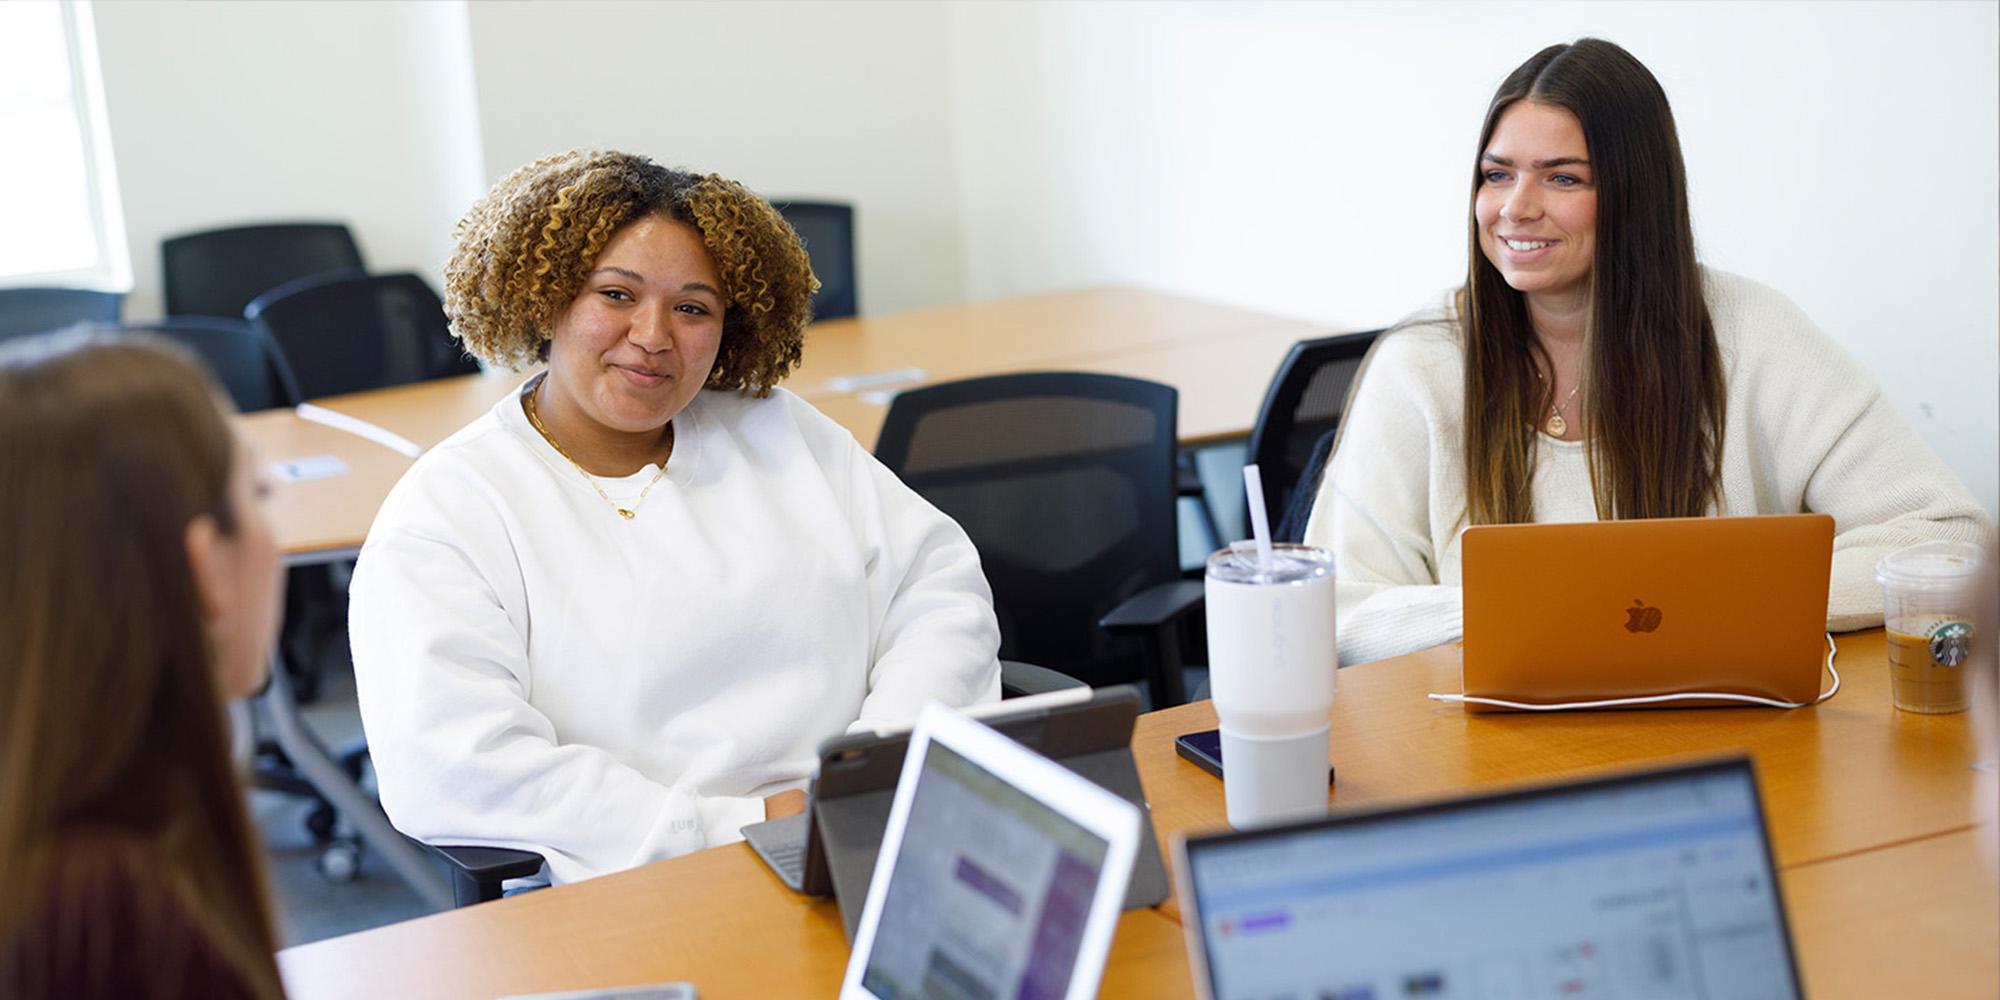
xmin=1175 ymin=729 xmax=1336 ymax=784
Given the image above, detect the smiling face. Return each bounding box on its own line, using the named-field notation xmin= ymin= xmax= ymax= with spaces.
xmin=1475 ymin=100 xmax=1598 ymax=308
xmin=539 ymin=213 xmax=727 ymax=469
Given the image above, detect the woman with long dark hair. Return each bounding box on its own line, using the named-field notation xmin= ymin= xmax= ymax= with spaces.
xmin=1304 ymin=38 xmax=1990 ymax=666
xmin=0 ymin=333 xmax=286 ymax=998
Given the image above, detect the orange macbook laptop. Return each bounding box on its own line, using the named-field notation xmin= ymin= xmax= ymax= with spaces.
xmin=1458 ymin=513 xmax=1835 ymax=710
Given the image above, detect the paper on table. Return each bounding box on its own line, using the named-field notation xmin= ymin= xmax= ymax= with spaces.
xmin=270 ymin=454 xmax=350 ymax=482
xmin=825 ymin=367 xmax=925 ymax=393
xmin=496 ymin=984 xmax=696 ymax=1000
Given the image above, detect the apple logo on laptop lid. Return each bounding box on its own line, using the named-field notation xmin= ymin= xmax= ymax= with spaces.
xmin=1625 ymin=599 xmax=1663 ymax=634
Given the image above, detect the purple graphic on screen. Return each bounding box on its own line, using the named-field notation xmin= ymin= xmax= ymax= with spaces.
xmin=1014 ymin=851 xmax=1099 ymax=1000
xmin=1240 ymin=910 xmax=1291 ymax=933
xmin=954 ymin=856 xmax=1025 ymax=915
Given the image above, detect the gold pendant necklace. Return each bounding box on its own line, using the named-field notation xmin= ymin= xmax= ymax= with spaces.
xmin=523 ymin=382 xmax=672 ymax=520
xmin=1534 ymin=368 xmax=1581 ymax=437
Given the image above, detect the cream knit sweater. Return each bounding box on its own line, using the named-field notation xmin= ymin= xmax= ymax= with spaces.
xmin=1303 ymin=270 xmax=1993 ymax=667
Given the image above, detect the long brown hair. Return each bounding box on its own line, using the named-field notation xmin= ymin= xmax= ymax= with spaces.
xmin=1463 ymin=38 xmax=1726 ymax=525
xmin=0 ymin=333 xmax=283 ymax=998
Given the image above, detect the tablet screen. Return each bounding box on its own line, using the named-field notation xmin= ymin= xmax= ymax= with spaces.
xmin=1185 ymin=761 xmax=1799 ymax=1000
xmin=858 ymin=740 xmax=1111 ymax=1000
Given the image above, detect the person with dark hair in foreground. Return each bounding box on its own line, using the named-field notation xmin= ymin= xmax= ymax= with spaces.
xmin=0 ymin=332 xmax=287 ymax=999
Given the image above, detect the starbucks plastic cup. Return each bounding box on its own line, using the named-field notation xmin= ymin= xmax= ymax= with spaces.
xmin=1205 ymin=542 xmax=1337 ymax=827
xmin=1875 ymin=541 xmax=1984 ymax=714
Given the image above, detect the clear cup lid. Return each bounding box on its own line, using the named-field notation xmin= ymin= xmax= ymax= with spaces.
xmin=1206 ymin=541 xmax=1334 ymax=585
xmin=1874 ymin=540 xmax=1985 ymax=590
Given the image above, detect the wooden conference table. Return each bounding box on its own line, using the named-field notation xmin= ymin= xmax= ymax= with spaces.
xmin=276 ymin=631 xmax=1998 ymax=999
xmin=784 ymin=285 xmax=1330 ymax=449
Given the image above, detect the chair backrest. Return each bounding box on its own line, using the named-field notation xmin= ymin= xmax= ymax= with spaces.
xmin=773 ymin=201 xmax=857 ymax=321
xmin=161 ymin=222 xmax=364 ymax=319
xmin=1244 ymin=329 xmax=1382 ymax=534
xmin=246 ymin=271 xmax=478 ymax=401
xmin=123 ymin=317 xmax=296 ymax=412
xmin=0 ymin=287 xmax=122 ymax=342
xmin=875 ymin=372 xmax=1179 ymax=688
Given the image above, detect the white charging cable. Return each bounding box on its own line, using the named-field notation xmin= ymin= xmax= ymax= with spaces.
xmin=1428 ymin=633 xmax=1841 ymax=711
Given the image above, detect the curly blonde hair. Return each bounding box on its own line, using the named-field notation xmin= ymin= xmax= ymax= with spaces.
xmin=443 ymin=149 xmax=818 ymax=394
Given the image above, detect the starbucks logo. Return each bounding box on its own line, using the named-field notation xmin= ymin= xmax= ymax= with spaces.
xmin=1929 ymin=621 xmax=1972 ymax=668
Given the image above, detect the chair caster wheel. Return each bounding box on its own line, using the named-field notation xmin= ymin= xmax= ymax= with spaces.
xmin=317 ymin=840 xmax=362 ymax=883
xmin=305 ymin=804 xmax=338 ymax=842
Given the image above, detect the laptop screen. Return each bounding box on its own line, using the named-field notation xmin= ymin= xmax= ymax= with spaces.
xmin=1183 ymin=760 xmax=1801 ymax=1000
xmin=858 ymin=739 xmax=1113 ymax=1000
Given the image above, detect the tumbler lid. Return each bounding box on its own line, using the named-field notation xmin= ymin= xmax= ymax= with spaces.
xmin=1206 ymin=541 xmax=1334 ymax=585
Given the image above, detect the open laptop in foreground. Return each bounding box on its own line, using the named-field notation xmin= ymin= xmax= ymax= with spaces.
xmin=741 ymin=685 xmax=1170 ymax=938
xmin=841 ymin=702 xmax=1141 ymax=1000
xmin=1459 ymin=513 xmax=1835 ymax=710
xmin=1176 ymin=756 xmax=1803 ymax=1000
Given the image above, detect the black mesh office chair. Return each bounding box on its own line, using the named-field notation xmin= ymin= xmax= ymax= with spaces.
xmin=246 ymin=271 xmax=479 ymax=400
xmin=161 ymin=222 xmax=364 ymax=319
xmin=774 ymin=201 xmax=857 ymax=321
xmin=125 ymin=317 xmax=295 ymax=412
xmin=1244 ymin=330 xmax=1383 ymax=539
xmin=876 ymin=372 xmax=1205 ymax=707
xmin=0 ymin=287 xmax=121 ymax=341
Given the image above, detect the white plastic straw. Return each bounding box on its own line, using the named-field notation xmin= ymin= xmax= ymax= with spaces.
xmin=1242 ymin=464 xmax=1274 ymax=569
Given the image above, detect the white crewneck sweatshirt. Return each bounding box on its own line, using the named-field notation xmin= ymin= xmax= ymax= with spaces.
xmin=1305 ymin=269 xmax=1993 ymax=667
xmin=349 ymin=380 xmax=1001 ymax=884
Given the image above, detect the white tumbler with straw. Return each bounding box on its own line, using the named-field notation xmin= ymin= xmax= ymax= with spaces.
xmin=1204 ymin=467 xmax=1338 ymax=828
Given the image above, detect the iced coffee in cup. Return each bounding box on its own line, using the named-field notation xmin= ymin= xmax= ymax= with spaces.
xmin=1875 ymin=540 xmax=1984 ymax=714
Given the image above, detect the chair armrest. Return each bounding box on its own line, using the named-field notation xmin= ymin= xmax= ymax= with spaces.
xmin=1000 ymin=660 xmax=1088 ymax=697
xmin=427 ymin=843 xmax=546 ymax=908
xmin=1097 ymin=580 xmax=1205 ymax=632
xmin=1097 ymin=580 xmax=1207 ymax=708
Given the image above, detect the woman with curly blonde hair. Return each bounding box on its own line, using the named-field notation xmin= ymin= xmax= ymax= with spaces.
xmin=349 ymin=151 xmax=1000 ymax=886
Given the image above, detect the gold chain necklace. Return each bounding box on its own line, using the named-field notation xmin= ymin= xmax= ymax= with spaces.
xmin=523 ymin=383 xmax=672 ymax=521
xmin=1533 ymin=367 xmax=1582 ymax=437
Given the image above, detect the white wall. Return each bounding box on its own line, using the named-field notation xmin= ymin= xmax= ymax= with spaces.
xmin=85 ymin=1 xmax=1996 ymax=512
xmin=946 ymin=0 xmax=2000 ymax=514
xmin=464 ymin=0 xmax=968 ymax=317
xmin=93 ymin=0 xmax=485 ymax=321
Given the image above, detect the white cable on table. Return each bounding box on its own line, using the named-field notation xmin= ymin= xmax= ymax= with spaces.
xmin=1429 ymin=633 xmax=1842 ymax=711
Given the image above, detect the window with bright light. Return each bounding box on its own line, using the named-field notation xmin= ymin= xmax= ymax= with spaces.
xmin=0 ymin=0 xmax=128 ymax=290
